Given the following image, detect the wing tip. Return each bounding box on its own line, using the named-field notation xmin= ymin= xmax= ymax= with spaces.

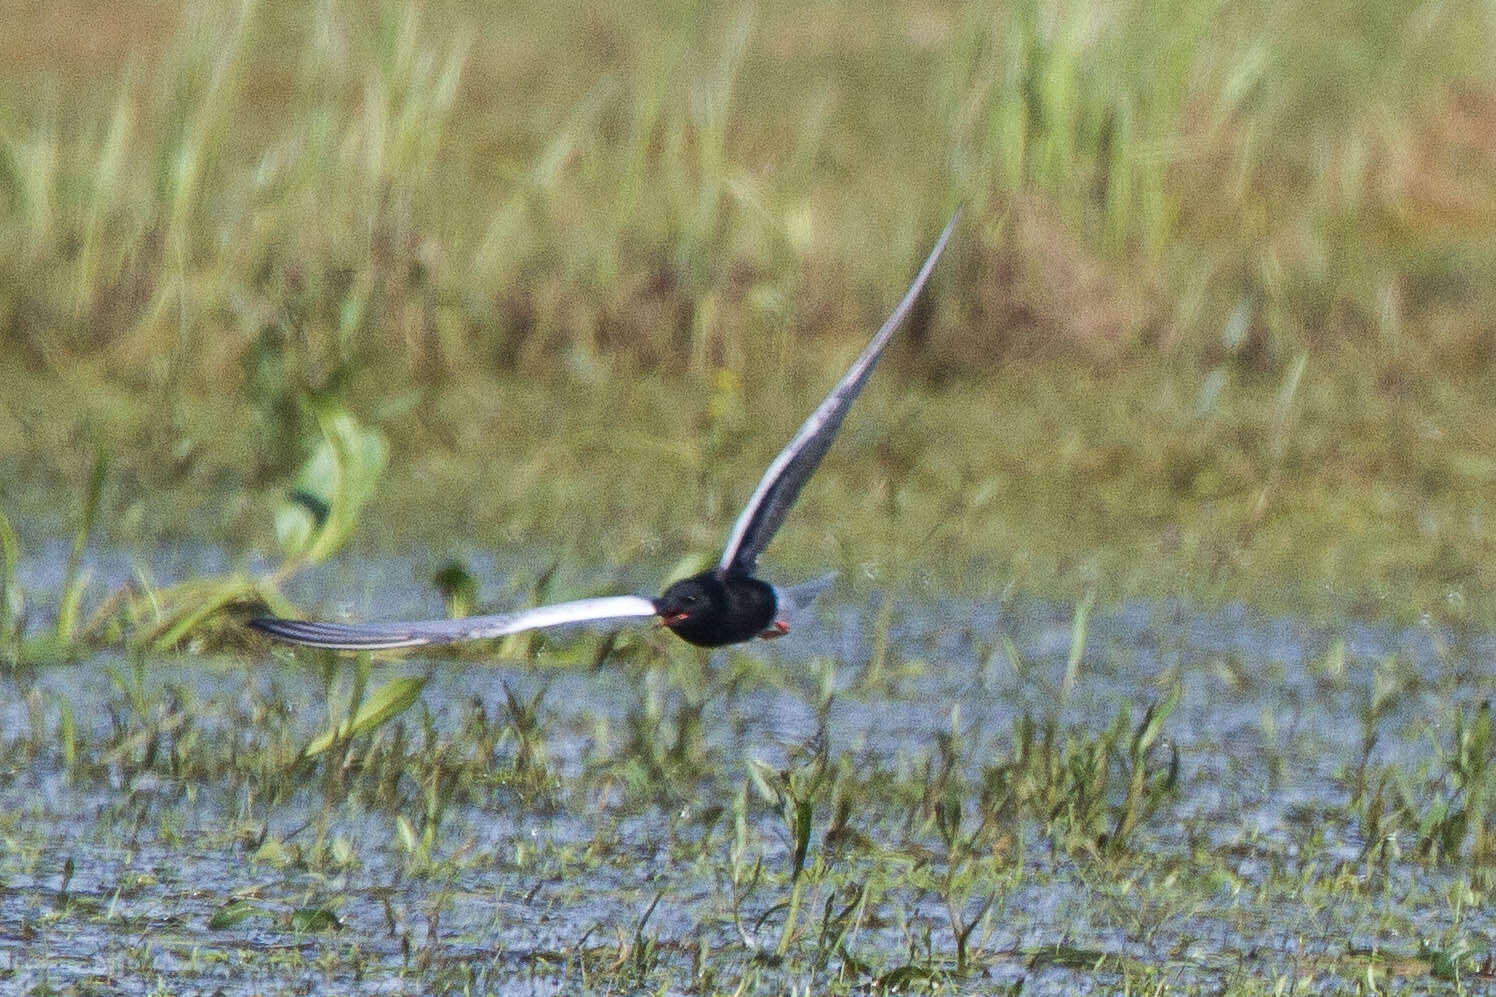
xmin=247 ymin=616 xmax=419 ymax=651
xmin=247 ymin=617 xmax=294 ymax=642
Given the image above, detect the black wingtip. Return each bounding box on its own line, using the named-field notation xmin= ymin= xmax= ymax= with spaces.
xmin=247 ymin=617 xmax=285 ymax=640
xmin=248 ymin=616 xmax=332 ymax=647
xmin=247 ymin=616 xmax=419 ymax=651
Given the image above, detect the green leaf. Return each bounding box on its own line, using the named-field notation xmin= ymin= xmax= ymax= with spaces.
xmin=273 ymin=502 xmax=317 ymax=561
xmin=1061 ymin=590 xmax=1093 ymax=703
xmin=0 ymin=507 xmax=19 ymax=650
xmin=56 ymin=450 xmax=108 ymax=646
xmin=395 ymin=815 xmax=418 ymax=855
xmin=790 ymin=796 xmax=813 ymax=879
xmin=303 ymin=674 xmax=427 ymax=757
xmin=276 ymin=405 xmax=388 ymax=566
xmin=209 ymin=900 xmax=269 ymax=930
xmin=288 ymin=906 xmax=343 ymax=932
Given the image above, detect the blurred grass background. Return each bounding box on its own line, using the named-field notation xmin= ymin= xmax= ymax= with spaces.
xmin=1 ymin=0 xmax=1494 ymax=621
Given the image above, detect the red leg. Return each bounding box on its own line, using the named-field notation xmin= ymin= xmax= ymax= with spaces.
xmin=758 ymin=620 xmax=791 ymax=639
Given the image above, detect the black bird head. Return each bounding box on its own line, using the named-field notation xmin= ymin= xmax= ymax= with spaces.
xmin=654 ymin=570 xmax=777 ymax=648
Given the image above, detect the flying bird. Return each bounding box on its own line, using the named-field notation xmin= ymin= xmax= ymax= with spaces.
xmin=250 ymin=208 xmax=961 ymax=651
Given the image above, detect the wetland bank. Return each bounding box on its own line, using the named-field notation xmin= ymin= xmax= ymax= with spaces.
xmin=4 ymin=0 xmax=1496 ymax=993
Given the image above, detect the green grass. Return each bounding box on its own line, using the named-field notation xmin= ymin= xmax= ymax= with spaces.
xmin=2 ymin=0 xmax=1494 ymax=629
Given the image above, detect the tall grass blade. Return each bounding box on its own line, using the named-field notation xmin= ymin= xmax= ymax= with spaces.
xmin=73 ymin=73 xmax=137 ymax=319
xmin=0 ymin=508 xmax=20 ymax=662
xmin=469 ymin=76 xmax=619 ymax=296
xmin=55 ymin=451 xmax=108 ymax=646
xmin=1269 ymin=354 xmax=1309 ymax=463
xmin=1060 ymin=591 xmax=1094 ymax=704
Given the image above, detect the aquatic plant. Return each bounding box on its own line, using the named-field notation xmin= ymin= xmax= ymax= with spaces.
xmin=1355 ymin=700 xmax=1496 ymax=876
xmin=119 ymin=402 xmax=388 ymax=653
xmin=980 ymin=692 xmax=1181 ymax=857
xmin=302 ymin=651 xmax=426 ymax=760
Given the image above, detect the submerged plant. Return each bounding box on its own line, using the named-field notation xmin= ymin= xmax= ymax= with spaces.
xmin=746 ymin=718 xmax=832 ymax=958
xmin=0 ymin=402 xmax=388 ymax=658
xmin=0 ymin=452 xmax=111 ymax=665
xmin=923 ymin=717 xmax=1000 ymax=977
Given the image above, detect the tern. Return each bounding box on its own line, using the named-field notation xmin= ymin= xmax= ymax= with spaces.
xmin=251 ymin=208 xmax=960 ymax=651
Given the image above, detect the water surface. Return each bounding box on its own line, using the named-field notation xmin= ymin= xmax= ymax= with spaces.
xmin=2 ymin=550 xmax=1492 ymax=993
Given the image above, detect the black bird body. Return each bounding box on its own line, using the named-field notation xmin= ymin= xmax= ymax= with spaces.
xmin=251 ymin=208 xmax=961 ymax=652
xmin=654 ymin=572 xmax=777 ymax=648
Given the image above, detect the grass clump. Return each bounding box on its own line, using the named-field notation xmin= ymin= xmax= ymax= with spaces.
xmin=1355 ymin=700 xmax=1496 ymax=877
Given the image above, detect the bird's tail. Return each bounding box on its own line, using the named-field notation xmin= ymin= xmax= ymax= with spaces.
xmin=774 ymin=572 xmax=838 ymax=623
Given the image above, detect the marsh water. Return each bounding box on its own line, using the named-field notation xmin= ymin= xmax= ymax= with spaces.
xmin=4 ymin=546 xmax=1494 ymax=994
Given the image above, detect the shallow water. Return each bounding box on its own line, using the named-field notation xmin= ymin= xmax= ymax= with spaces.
xmin=3 ymin=548 xmax=1495 ymax=993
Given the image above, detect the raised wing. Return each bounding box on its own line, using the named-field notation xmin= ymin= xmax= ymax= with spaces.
xmin=249 ymin=595 xmax=659 ymax=651
xmin=718 ymin=207 xmax=962 ymax=576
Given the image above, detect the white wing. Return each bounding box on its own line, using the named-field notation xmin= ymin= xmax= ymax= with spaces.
xmin=250 ymin=595 xmax=659 ymax=651
xmin=718 ymin=208 xmax=961 ymax=576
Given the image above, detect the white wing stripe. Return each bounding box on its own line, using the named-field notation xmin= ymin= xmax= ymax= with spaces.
xmin=462 ymin=596 xmax=658 ymax=638
xmin=252 ymin=595 xmax=659 ymax=650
